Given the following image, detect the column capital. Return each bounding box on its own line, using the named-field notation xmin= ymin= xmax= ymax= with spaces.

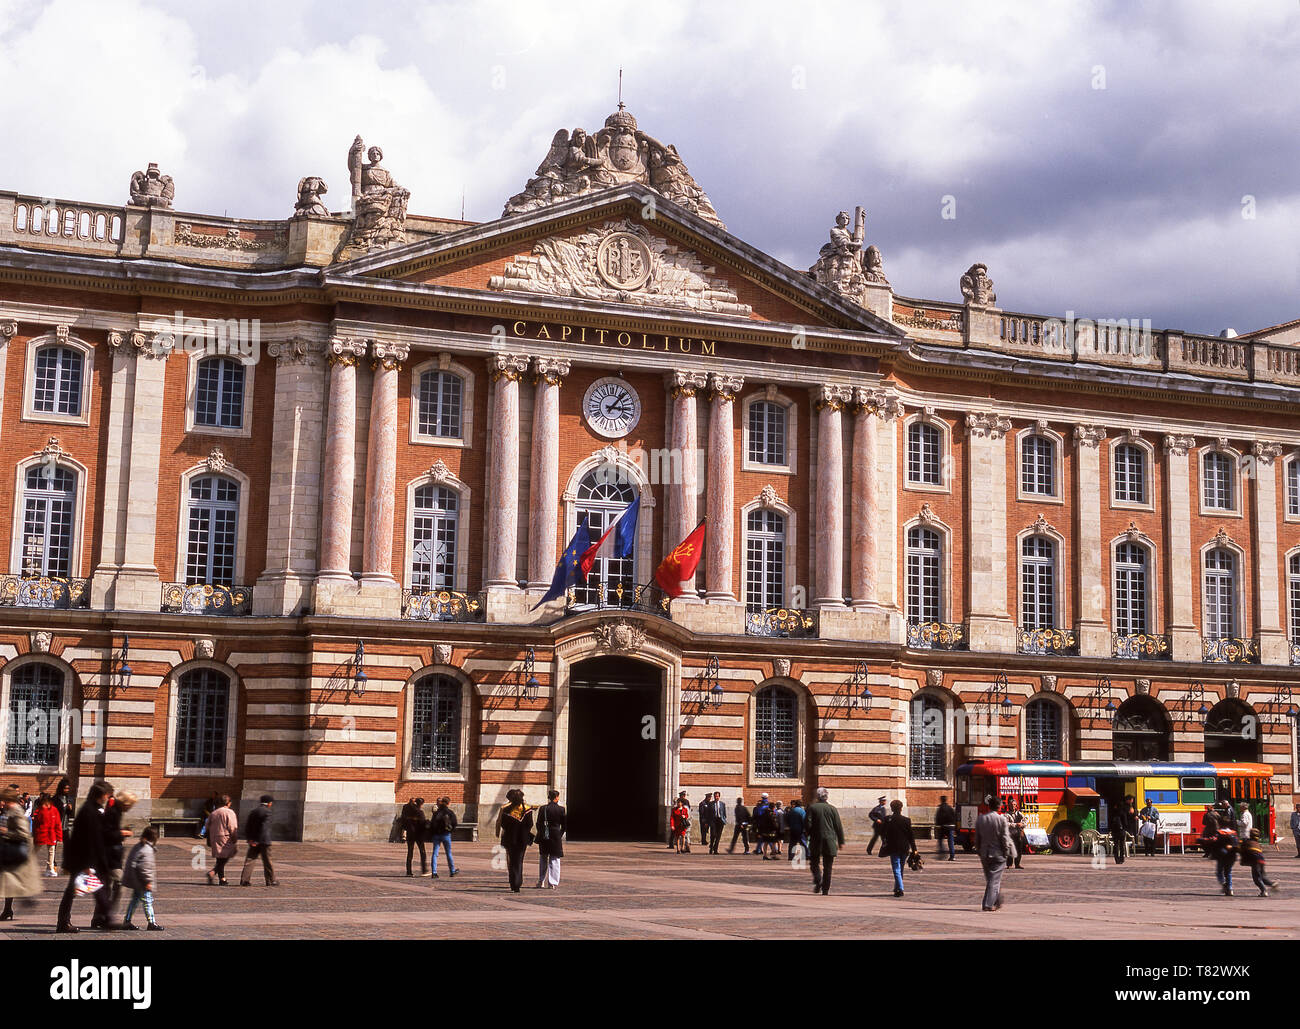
xmin=708 ymin=372 xmax=744 ymax=403
xmin=1163 ymin=433 xmax=1196 ymax=457
xmin=0 ymin=320 xmax=17 ymax=345
xmin=533 ymin=356 xmax=571 ymax=386
xmin=327 ymin=336 xmax=368 ymax=367
xmin=814 ymin=384 xmax=854 ymax=412
xmin=1073 ymin=423 xmax=1107 ymax=448
xmin=489 ymin=352 xmax=530 ymax=381
xmin=110 ymin=328 xmax=173 ymax=360
xmin=965 ymin=411 xmax=1012 ymax=439
xmin=666 ymin=369 xmax=708 ymax=397
xmin=853 ymin=387 xmax=904 ymax=419
xmin=370 ymin=340 xmax=410 ymax=370
xmin=267 ymin=338 xmax=322 ymax=366
xmin=1253 ymin=440 xmax=1284 ymax=466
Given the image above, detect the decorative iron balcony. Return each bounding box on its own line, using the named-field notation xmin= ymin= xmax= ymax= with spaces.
xmin=745 ymin=607 xmax=819 ymax=638
xmin=1017 ymin=626 xmax=1078 ymax=656
xmin=564 ymin=581 xmax=672 ymax=620
xmin=1112 ymin=633 xmax=1171 ymax=660
xmin=161 ymin=582 xmax=253 ymax=616
xmin=402 ymin=589 xmax=485 ymax=622
xmin=906 ymin=620 xmax=968 ymax=651
xmin=0 ymin=575 xmax=89 ymax=609
xmin=1202 ymin=636 xmax=1259 ymax=664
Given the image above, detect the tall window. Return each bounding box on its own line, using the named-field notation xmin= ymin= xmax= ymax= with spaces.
xmin=1114 ymin=443 xmax=1146 ymax=504
xmin=1025 ymin=697 xmax=1062 ymax=761
xmin=418 ymin=371 xmax=463 ymax=438
xmin=1202 ymin=452 xmax=1235 ymax=510
xmin=411 ymin=485 xmax=458 ymax=591
xmin=1021 ymin=435 xmax=1056 ymax=496
xmin=1290 ymin=553 xmax=1300 ymax=643
xmin=186 ymin=476 xmax=239 ymax=586
xmin=574 ymin=472 xmax=635 ymax=604
xmin=745 ymin=509 xmax=786 ymax=612
xmin=909 ymin=693 xmax=945 ymax=780
xmin=1020 ymin=536 xmax=1057 ymax=630
xmin=907 ymin=422 xmax=942 ymax=485
xmin=21 ymin=466 xmax=76 ymax=578
xmin=1288 ymin=460 xmax=1300 ymax=517
xmin=1114 ymin=542 xmax=1149 ymax=635
xmin=194 ymin=357 xmax=245 ymax=429
xmin=173 ymin=668 xmax=230 ymax=768
xmin=748 ymin=400 xmax=786 ymax=465
xmin=906 ymin=526 xmax=942 ymax=622
xmin=5 ymin=664 xmax=62 ymax=766
xmin=1203 ymin=548 xmax=1237 ymax=638
xmin=32 ymin=345 xmax=83 ymax=416
xmin=411 ymin=675 xmax=460 ymax=773
xmin=754 ymin=685 xmax=797 ymax=778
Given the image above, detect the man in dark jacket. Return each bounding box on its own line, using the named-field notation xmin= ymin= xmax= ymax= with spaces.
xmin=535 ymin=789 xmax=567 ymax=889
xmin=865 ymin=796 xmax=888 ymax=855
xmin=729 ymin=797 xmax=751 ymax=854
xmin=881 ymin=800 xmax=918 ymax=897
xmin=95 ymin=790 xmax=136 ymax=928
xmin=707 ymin=792 xmax=726 ymax=854
xmin=56 ymin=781 xmax=115 ymax=933
xmin=429 ymin=797 xmax=458 ymax=878
xmin=935 ymin=795 xmax=958 ymax=861
xmin=401 ymin=797 xmax=428 ymax=877
xmin=805 ymin=788 xmax=845 ymax=895
xmin=238 ymin=796 xmax=279 ymax=886
xmin=786 ymin=799 xmax=807 ymax=863
xmin=697 ymin=794 xmax=712 ymax=847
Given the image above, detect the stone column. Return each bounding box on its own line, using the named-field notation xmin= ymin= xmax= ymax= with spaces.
xmin=850 ymin=388 xmax=904 ymax=612
xmin=1164 ymin=434 xmax=1199 ymax=662
xmin=813 ymin=384 xmax=853 ymax=608
xmin=316 ymin=337 xmax=367 ymax=579
xmin=361 ymin=340 xmax=408 ymax=584
xmin=965 ymin=412 xmax=1015 ymax=651
xmin=486 ymin=353 xmax=530 ymax=590
xmin=666 ymin=370 xmax=707 ymax=594
xmin=705 ymin=373 xmax=743 ymax=601
xmin=1253 ymin=441 xmax=1287 ymax=663
xmin=1074 ymin=424 xmax=1108 ymax=656
xmin=527 ymin=357 xmax=570 ymax=589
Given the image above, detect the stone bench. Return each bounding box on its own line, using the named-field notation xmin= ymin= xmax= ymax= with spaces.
xmin=150 ymin=816 xmax=205 ymax=839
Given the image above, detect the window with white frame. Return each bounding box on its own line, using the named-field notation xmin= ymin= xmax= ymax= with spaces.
xmin=1025 ymin=697 xmax=1062 ymax=761
xmin=1289 ymin=553 xmax=1300 ymax=642
xmin=1021 ymin=435 xmax=1056 ymax=496
xmin=909 ymin=693 xmax=946 ymax=780
xmin=411 ymin=674 xmax=460 ymax=773
xmin=1113 ymin=443 xmax=1147 ymax=505
xmin=411 ymin=485 xmax=458 ymax=592
xmin=907 ymin=422 xmax=942 ymax=485
xmin=745 ymin=509 xmax=785 ymax=612
xmin=747 ymin=400 xmax=787 ymax=466
xmin=1203 ymin=548 xmax=1237 ymax=638
xmin=754 ymin=684 xmax=797 ymax=778
xmin=185 ymin=476 xmax=239 ymax=586
xmin=1021 ymin=535 xmax=1057 ymax=630
xmin=32 ymin=345 xmax=84 ymax=416
xmin=194 ymin=357 xmax=246 ymax=429
xmin=1114 ymin=541 xmax=1149 ymax=635
xmin=5 ymin=663 xmax=62 ymax=766
xmin=417 ymin=370 xmax=463 ymax=439
xmin=574 ymin=472 xmax=635 ymax=605
xmin=1288 ymin=460 xmax=1300 ymax=517
xmin=173 ymin=668 xmax=230 ymax=768
xmin=20 ymin=465 xmax=76 ymax=578
xmin=906 ymin=526 xmax=942 ymax=622
xmin=1202 ymin=451 xmax=1236 ymax=510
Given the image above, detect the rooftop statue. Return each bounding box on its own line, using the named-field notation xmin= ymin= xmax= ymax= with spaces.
xmin=340 ymin=136 xmax=410 ymax=258
xmin=809 ymin=207 xmax=868 ymax=299
xmin=293 ymin=176 xmax=330 ymax=217
xmin=128 ymin=163 xmax=175 ymax=208
xmin=960 ymin=262 xmax=997 ymax=306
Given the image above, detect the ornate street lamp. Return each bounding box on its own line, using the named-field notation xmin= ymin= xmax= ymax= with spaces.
xmin=119 ymin=635 xmax=133 ymax=690
xmin=352 ymin=640 xmax=368 ymax=696
xmin=522 ymin=646 xmax=540 ymax=702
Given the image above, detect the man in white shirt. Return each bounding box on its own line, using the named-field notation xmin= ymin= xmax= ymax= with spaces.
xmin=1237 ymin=803 xmax=1253 ymax=840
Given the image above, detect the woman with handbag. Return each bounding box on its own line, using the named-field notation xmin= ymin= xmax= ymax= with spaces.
xmin=534 ymin=789 xmax=567 ymax=889
xmin=0 ymin=786 xmax=41 ymax=922
xmin=496 ymin=788 xmax=534 ymax=893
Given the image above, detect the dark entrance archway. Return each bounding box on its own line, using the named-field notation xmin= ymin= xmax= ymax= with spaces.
xmin=1112 ymin=695 xmax=1171 ymax=761
xmin=566 ymin=656 xmax=662 ymax=841
xmin=1204 ymin=699 xmax=1262 ymax=763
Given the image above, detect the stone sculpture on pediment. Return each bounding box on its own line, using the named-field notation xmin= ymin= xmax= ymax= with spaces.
xmin=129 ymin=163 xmax=174 ymax=208
xmin=960 ymin=263 xmax=997 ymax=306
xmin=294 ymin=176 xmax=330 ymax=217
xmin=339 ymin=136 xmax=409 ymax=259
xmin=810 ymin=208 xmax=867 ymax=300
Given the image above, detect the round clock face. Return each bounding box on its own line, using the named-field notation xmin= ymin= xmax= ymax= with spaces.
xmin=582 ymin=377 xmax=641 ymax=439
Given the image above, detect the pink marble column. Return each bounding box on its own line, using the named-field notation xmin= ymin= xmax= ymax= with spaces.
xmin=814 ymin=384 xmax=853 ymax=608
xmin=705 ymin=373 xmax=743 ymax=601
xmin=486 ymin=353 xmax=530 ymax=589
xmin=361 ymin=340 xmax=408 ymax=582
xmin=667 ymin=370 xmax=708 ymax=594
xmin=318 ymin=337 xmax=368 ymax=577
xmin=850 ymin=389 xmax=878 ymax=610
xmin=527 ymin=357 xmax=570 ymax=588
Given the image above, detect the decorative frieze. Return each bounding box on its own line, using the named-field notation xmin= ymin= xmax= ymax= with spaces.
xmin=1253 ymin=440 xmax=1284 ymax=465
xmin=1073 ymin=424 xmax=1107 ymax=448
xmin=205 ymin=448 xmax=227 ymax=473
xmin=965 ymin=412 xmax=1012 ymax=439
xmin=1163 ymin=434 xmax=1195 ymax=456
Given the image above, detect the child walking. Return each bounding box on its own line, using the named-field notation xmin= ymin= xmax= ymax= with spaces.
xmin=1240 ymin=829 xmax=1280 ymax=897
xmin=121 ymin=826 xmax=163 ymax=931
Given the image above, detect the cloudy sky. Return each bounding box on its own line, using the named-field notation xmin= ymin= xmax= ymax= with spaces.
xmin=1 ymin=0 xmax=1296 ymax=333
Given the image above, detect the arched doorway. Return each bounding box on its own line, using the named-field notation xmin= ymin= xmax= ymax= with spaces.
xmin=1112 ymin=695 xmax=1170 ymax=761
xmin=566 ymin=656 xmax=663 ymax=840
xmin=1204 ymin=699 xmax=1261 ymax=763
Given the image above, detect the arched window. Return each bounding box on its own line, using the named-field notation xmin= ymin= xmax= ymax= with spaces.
xmin=1113 ymin=696 xmax=1170 ymax=761
xmin=20 ymin=465 xmax=76 ymax=578
xmin=1020 ymin=536 xmax=1057 ymax=630
xmin=174 ymin=668 xmax=230 ymax=768
xmin=1204 ymin=699 xmax=1261 ymax=763
xmin=412 ymin=675 xmax=461 ymax=773
xmin=907 ymin=422 xmax=942 ymax=485
xmin=574 ymin=472 xmax=635 ymax=604
xmin=754 ymin=685 xmax=797 ymax=778
xmin=1113 ymin=443 xmax=1147 ymax=504
xmin=909 ymin=693 xmax=946 ymax=780
xmin=411 ymin=485 xmax=458 ymax=591
xmin=185 ymin=476 xmax=240 ymax=586
xmin=906 ymin=526 xmax=942 ymax=622
xmin=417 ymin=370 xmax=463 ymax=439
xmin=1114 ymin=541 xmax=1149 ymax=635
xmin=1021 ymin=435 xmax=1056 ymax=496
xmin=32 ymin=345 xmax=84 ymax=416
xmin=745 ymin=509 xmax=786 ymax=612
xmin=1202 ymin=451 xmax=1235 ymax=510
xmin=1203 ymin=548 xmax=1237 ymax=638
xmin=747 ymin=400 xmax=786 ymax=466
xmin=1025 ymin=697 xmax=1062 ymax=760
xmin=194 ymin=357 xmax=246 ymax=429
xmin=5 ymin=663 xmax=63 ymax=765
xmin=1289 ymin=553 xmax=1300 ymax=643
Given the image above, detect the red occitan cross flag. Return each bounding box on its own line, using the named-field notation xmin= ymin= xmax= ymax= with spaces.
xmin=655 ymin=519 xmax=707 ymax=598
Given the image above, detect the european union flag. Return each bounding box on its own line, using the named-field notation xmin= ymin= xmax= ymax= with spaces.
xmin=532 ymin=519 xmax=593 ymax=609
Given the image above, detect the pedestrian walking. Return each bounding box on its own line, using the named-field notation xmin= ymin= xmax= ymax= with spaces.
xmin=0 ymin=786 xmax=41 ymax=923
xmin=1236 ymin=803 xmax=1253 ymax=841
xmin=707 ymin=792 xmax=726 ymax=854
xmin=496 ymin=788 xmax=534 ymax=892
xmin=729 ymin=797 xmax=751 ymax=854
xmin=1110 ymin=795 xmax=1136 ymax=865
xmin=535 ymin=789 xmax=566 ymax=889
xmin=401 ymin=796 xmax=429 ymax=877
xmin=786 ymin=799 xmax=807 ymax=863
xmin=670 ymin=797 xmax=691 ymax=853
xmin=238 ymin=795 xmax=279 ymax=886
xmin=805 ymin=787 xmax=845 ymax=896
xmin=756 ymin=799 xmax=780 ymax=860
xmin=865 ymin=796 xmax=888 ymax=856
xmin=199 ymin=792 xmax=220 ymax=841
xmin=205 ymin=795 xmax=238 ymax=885
xmin=773 ymin=801 xmax=786 ymax=857
xmin=975 ymin=797 xmax=1014 ymax=911
xmin=97 ymin=790 xmax=136 ymax=926
xmin=429 ymin=797 xmax=458 ymax=878
xmin=1197 ymin=809 xmax=1238 ymax=896
xmin=1240 ymin=829 xmax=1278 ymax=896
xmin=56 ymin=781 xmax=115 ymax=933
xmin=121 ymin=826 xmax=163 ymax=931
xmin=53 ymin=778 xmax=74 ymax=839
xmin=32 ymin=793 xmax=63 ymax=877
xmin=1291 ymin=809 xmax=1300 ymax=858
xmin=880 ymin=800 xmax=918 ymax=897
xmin=752 ymin=793 xmax=772 ymax=857
xmin=1007 ymin=801 xmax=1027 ymax=869
xmin=935 ymin=795 xmax=957 ymax=861
xmin=697 ymin=794 xmax=711 ymax=847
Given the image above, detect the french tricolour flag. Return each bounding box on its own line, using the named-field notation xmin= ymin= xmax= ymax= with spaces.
xmin=579 ymin=495 xmax=640 ymax=575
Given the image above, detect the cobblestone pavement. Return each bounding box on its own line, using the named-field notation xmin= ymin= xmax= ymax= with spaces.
xmin=5 ymin=838 xmax=1298 ymax=940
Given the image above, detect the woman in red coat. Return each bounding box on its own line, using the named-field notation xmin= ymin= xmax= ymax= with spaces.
xmin=31 ymin=793 xmax=63 ymax=877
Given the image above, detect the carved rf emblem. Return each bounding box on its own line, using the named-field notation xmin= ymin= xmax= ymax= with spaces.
xmin=595 ymin=231 xmax=652 ymax=291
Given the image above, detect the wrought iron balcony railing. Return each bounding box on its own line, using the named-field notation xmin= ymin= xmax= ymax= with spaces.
xmin=564 ymin=581 xmax=672 ymax=620
xmin=0 ymin=574 xmax=89 ymax=609
xmin=1112 ymin=632 xmax=1171 ymax=660
xmin=1202 ymin=636 xmax=1260 ymax=664
xmin=402 ymin=589 xmax=486 ymax=622
xmin=161 ymin=582 xmax=253 ymax=616
xmin=745 ymin=607 xmax=819 ymax=638
xmin=1017 ymin=626 xmax=1078 ymax=656
xmin=906 ymin=620 xmax=968 ymax=651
